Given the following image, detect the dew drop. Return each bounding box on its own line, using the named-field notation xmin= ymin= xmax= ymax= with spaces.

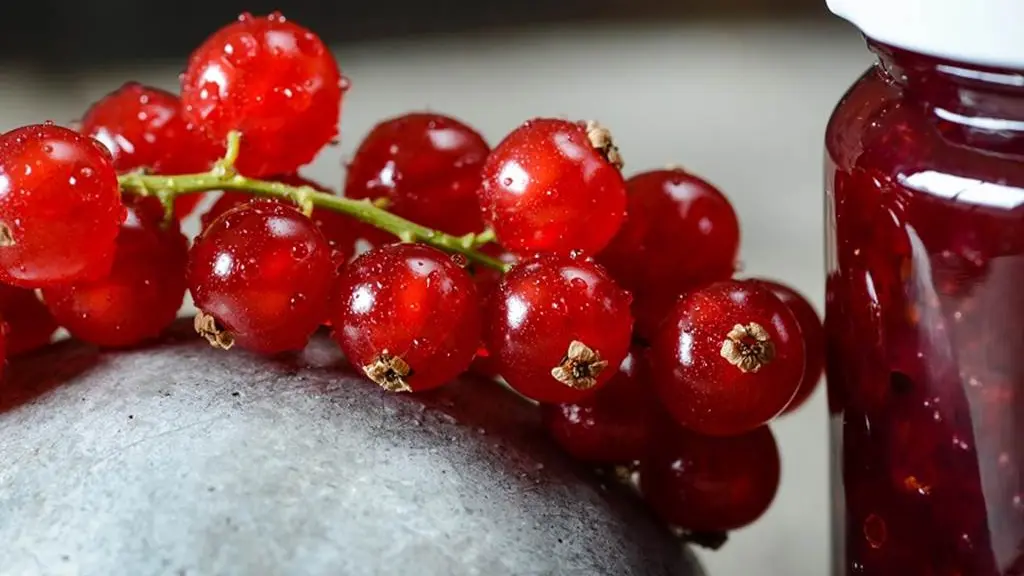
xmin=569 ymin=277 xmax=587 ymax=291
xmin=291 ymin=242 xmax=310 ymax=260
xmin=289 ymin=293 xmax=306 ymax=308
xmin=502 ymin=177 xmax=513 ymax=187
xmin=863 ymin=513 xmax=887 ymax=549
xmin=237 ymin=12 xmax=254 ymax=22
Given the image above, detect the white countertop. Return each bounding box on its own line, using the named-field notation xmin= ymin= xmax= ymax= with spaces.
xmin=0 ymin=21 xmax=872 ymax=575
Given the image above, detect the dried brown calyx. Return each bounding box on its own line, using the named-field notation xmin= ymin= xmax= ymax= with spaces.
xmin=0 ymin=222 xmax=15 ymax=247
xmin=550 ymin=340 xmax=609 ymax=390
xmin=194 ymin=311 xmax=235 ymax=350
xmin=719 ymin=322 xmax=775 ymax=373
xmin=585 ymin=120 xmax=624 ymax=170
xmin=363 ymin=350 xmax=413 ymax=393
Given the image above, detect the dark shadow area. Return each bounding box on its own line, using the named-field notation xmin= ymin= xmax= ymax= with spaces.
xmin=0 ymin=0 xmax=826 ymax=70
xmin=0 ymin=339 xmax=101 ymax=413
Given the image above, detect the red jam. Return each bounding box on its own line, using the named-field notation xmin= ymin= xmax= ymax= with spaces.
xmin=826 ymin=43 xmax=1024 ymax=575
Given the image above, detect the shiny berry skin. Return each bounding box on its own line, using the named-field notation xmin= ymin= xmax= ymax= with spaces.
xmin=0 ymin=284 xmax=57 ymax=355
xmin=478 ymin=119 xmax=626 ymax=255
xmin=200 ymin=175 xmax=359 ymax=266
xmin=467 ymin=244 xmax=517 ymax=377
xmin=753 ymin=278 xmax=825 ymax=414
xmin=599 ymin=169 xmax=740 ymax=339
xmin=651 ymin=279 xmax=805 ymax=436
xmin=331 ymin=243 xmax=481 ymax=392
xmin=42 ymin=197 xmax=188 ymax=348
xmin=486 ymin=254 xmax=633 ymax=404
xmin=189 ymin=201 xmax=334 ymax=354
xmin=81 ymin=82 xmax=220 ymax=175
xmin=641 ymin=423 xmax=781 ymax=532
xmin=541 ymin=346 xmax=655 ymax=463
xmin=0 ymin=123 xmax=124 ymax=288
xmin=345 ymin=112 xmax=489 ymax=236
xmin=181 ymin=13 xmax=347 ymax=178
xmin=81 ymin=82 xmax=222 ymax=219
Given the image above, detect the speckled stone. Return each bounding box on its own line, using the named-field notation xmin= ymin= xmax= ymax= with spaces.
xmin=0 ymin=322 xmax=703 ymax=576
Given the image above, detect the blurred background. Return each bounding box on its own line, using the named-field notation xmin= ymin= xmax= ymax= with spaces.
xmin=0 ymin=2 xmax=871 ymax=575
xmin=4 ymin=0 xmax=828 ymax=68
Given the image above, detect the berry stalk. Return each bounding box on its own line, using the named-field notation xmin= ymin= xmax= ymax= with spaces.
xmin=118 ymin=132 xmax=507 ymax=272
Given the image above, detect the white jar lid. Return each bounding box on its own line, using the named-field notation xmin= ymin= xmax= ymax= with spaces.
xmin=827 ymin=0 xmax=1024 ymax=70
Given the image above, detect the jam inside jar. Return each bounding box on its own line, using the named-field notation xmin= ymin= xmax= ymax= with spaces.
xmin=826 ymin=43 xmax=1024 ymax=575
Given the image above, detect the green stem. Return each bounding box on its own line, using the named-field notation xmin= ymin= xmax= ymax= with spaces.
xmin=117 ymin=132 xmax=508 ymax=273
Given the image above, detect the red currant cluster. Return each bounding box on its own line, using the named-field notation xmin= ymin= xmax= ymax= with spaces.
xmin=0 ymin=13 xmax=824 ymax=539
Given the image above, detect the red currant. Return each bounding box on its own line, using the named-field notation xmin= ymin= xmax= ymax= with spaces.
xmin=331 ymin=243 xmax=481 ymax=392
xmin=478 ymin=119 xmax=626 ymax=255
xmin=189 ymin=201 xmax=334 ymax=354
xmin=0 ymin=284 xmax=57 ymax=355
xmin=201 ymin=175 xmax=359 ymax=266
xmin=753 ymin=278 xmax=825 ymax=414
xmin=641 ymin=422 xmax=781 ymax=532
xmin=80 ymin=82 xmax=222 ymax=219
xmin=599 ymin=168 xmax=739 ymax=339
xmin=541 ymin=346 xmax=655 ymax=464
xmin=345 ymin=112 xmax=489 ymax=237
xmin=42 ymin=197 xmax=188 ymax=348
xmin=651 ymin=279 xmax=805 ymax=436
xmin=0 ymin=123 xmax=124 ymax=288
xmin=485 ymin=254 xmax=633 ymax=404
xmin=81 ymin=82 xmax=220 ymax=175
xmin=181 ymin=13 xmax=347 ymax=178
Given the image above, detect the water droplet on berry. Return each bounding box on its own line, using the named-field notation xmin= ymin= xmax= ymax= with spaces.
xmin=237 ymin=12 xmax=253 ymax=22
xmin=449 ymin=253 xmax=468 ymax=268
xmin=291 ymin=243 xmax=310 ymax=259
xmin=43 ymin=120 xmax=55 ymax=127
xmin=289 ymin=293 xmax=306 ymax=308
xmin=568 ymin=249 xmax=584 ymax=259
xmin=863 ymin=513 xmax=887 ymax=549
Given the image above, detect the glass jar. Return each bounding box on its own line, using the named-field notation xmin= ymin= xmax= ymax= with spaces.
xmin=825 ymin=2 xmax=1024 ymax=574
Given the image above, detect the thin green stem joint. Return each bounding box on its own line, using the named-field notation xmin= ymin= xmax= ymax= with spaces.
xmin=118 ymin=131 xmax=509 ymax=273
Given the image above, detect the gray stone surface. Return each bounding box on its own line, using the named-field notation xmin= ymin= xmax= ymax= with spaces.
xmin=0 ymin=322 xmax=703 ymax=576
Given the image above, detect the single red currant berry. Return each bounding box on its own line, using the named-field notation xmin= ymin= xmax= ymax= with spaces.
xmin=0 ymin=284 xmax=58 ymax=355
xmin=541 ymin=346 xmax=656 ymax=464
xmin=486 ymin=254 xmax=633 ymax=404
xmin=80 ymin=83 xmax=222 ymax=220
xmin=651 ymin=279 xmax=805 ymax=436
xmin=81 ymin=82 xmax=221 ymax=175
xmin=201 ymin=175 xmax=359 ymax=267
xmin=0 ymin=123 xmax=124 ymax=288
xmin=331 ymin=243 xmax=481 ymax=392
xmin=42 ymin=197 xmax=188 ymax=348
xmin=189 ymin=201 xmax=334 ymax=354
xmin=345 ymin=112 xmax=489 ymax=236
xmin=641 ymin=422 xmax=781 ymax=532
xmin=478 ymin=119 xmax=626 ymax=255
xmin=181 ymin=12 xmax=348 ymax=177
xmin=599 ymin=168 xmax=739 ymax=339
xmin=752 ymin=278 xmax=825 ymax=414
